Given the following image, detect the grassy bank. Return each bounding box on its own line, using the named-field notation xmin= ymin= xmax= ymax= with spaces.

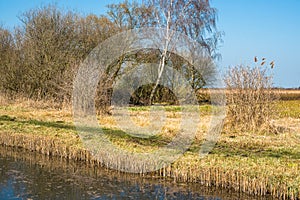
xmin=0 ymin=99 xmax=299 ymax=199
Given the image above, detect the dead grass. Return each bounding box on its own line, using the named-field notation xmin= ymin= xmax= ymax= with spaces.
xmin=0 ymin=99 xmax=299 ymax=199
xmin=276 ymin=89 xmax=300 ymax=101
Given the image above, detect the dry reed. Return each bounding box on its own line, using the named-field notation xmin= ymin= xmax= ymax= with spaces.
xmin=0 ymin=99 xmax=299 ymax=199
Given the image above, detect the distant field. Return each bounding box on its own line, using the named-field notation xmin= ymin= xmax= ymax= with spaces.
xmin=197 ymin=88 xmax=300 ymax=101
xmin=275 ymin=89 xmax=300 ymax=100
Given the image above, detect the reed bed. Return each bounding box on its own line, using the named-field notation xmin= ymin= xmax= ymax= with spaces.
xmin=276 ymin=89 xmax=300 ymax=101
xmin=1 ymin=145 xmax=266 ymax=200
xmin=0 ymin=100 xmax=299 ymax=199
xmin=0 ymin=131 xmax=299 ymax=199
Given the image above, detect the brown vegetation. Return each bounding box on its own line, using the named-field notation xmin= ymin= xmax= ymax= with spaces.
xmin=0 ymin=99 xmax=299 ymax=199
xmin=0 ymin=1 xmax=220 ymax=114
xmin=0 ymin=1 xmax=299 ymax=199
xmin=276 ymin=89 xmax=300 ymax=101
xmin=224 ymin=63 xmax=277 ymax=132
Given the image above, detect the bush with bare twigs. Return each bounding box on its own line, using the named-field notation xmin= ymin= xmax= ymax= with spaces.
xmin=224 ymin=58 xmax=278 ymax=132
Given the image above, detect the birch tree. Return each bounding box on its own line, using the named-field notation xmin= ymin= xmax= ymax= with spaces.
xmin=145 ymin=0 xmax=220 ymax=104
xmin=106 ymin=0 xmax=220 ymax=106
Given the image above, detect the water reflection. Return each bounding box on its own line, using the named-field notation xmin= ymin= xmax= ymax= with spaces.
xmin=0 ymin=146 xmax=271 ymax=200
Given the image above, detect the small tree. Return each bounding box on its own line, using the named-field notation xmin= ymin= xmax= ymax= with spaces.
xmin=224 ymin=58 xmax=277 ymax=132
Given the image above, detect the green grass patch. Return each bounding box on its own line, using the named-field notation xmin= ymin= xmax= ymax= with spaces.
xmin=127 ymin=104 xmax=213 ymax=115
xmin=276 ymin=100 xmax=300 ymax=118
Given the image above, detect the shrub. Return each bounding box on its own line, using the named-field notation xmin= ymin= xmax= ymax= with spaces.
xmin=224 ymin=59 xmax=277 ymax=132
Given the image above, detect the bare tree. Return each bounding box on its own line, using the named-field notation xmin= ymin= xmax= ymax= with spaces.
xmin=0 ymin=1 xmax=220 ymax=111
xmin=140 ymin=0 xmax=220 ymax=104
xmin=17 ymin=5 xmax=80 ymax=102
xmin=0 ymin=26 xmax=24 ymax=96
xmin=17 ymin=5 xmax=116 ymax=104
xmin=103 ymin=0 xmax=220 ymax=107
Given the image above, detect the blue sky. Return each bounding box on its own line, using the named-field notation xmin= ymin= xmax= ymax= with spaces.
xmin=211 ymin=0 xmax=300 ymax=88
xmin=0 ymin=0 xmax=299 ymax=88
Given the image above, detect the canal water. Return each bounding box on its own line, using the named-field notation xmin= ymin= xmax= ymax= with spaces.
xmin=0 ymin=146 xmax=272 ymax=200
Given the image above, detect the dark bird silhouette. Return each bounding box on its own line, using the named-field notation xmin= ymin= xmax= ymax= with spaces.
xmin=262 ymin=57 xmax=266 ymax=61
xmin=270 ymin=61 xmax=275 ymax=69
xmin=254 ymin=56 xmax=258 ymax=62
xmin=261 ymin=61 xmax=266 ymax=66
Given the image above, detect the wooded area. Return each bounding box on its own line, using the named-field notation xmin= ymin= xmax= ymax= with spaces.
xmin=0 ymin=0 xmax=221 ymax=113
